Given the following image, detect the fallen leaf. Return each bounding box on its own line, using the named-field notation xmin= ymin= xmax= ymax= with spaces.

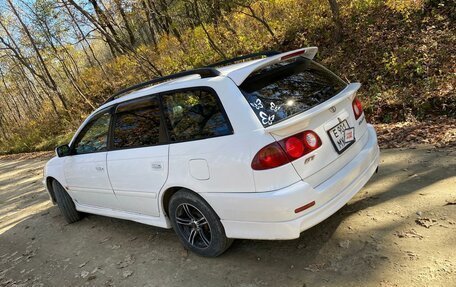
xmin=122 ymin=270 xmax=133 ymax=278
xmin=304 ymin=263 xmax=326 ymax=272
xmin=394 ymin=229 xmax=423 ymax=239
xmin=415 ymin=217 xmax=438 ymax=228
xmin=99 ymin=237 xmax=111 ymax=244
xmin=81 ymin=270 xmax=90 ymax=279
xmin=339 ymin=240 xmax=350 ymax=249
xmin=117 ymin=255 xmax=135 ymax=269
xmin=405 ymin=251 xmax=419 ymax=260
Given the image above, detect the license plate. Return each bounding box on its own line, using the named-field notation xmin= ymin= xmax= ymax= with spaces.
xmin=327 ymin=120 xmax=355 ymax=154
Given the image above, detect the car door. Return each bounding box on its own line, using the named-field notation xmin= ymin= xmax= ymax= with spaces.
xmin=64 ymin=110 xmax=117 ymax=209
xmin=106 ymin=95 xmax=168 ymax=217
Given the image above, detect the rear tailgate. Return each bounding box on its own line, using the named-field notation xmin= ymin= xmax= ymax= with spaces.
xmin=268 ymin=83 xmax=369 ymax=187
xmin=235 ymin=48 xmax=369 ymax=188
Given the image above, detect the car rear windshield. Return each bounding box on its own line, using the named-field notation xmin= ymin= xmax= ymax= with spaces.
xmin=240 ymin=58 xmax=348 ymax=126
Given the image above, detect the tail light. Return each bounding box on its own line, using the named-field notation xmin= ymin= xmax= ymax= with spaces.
xmin=252 ymin=130 xmax=322 ymax=170
xmin=303 ymin=131 xmax=319 ymax=149
xmin=251 ymin=143 xmax=289 ymax=170
xmin=352 ymin=97 xmax=363 ymax=120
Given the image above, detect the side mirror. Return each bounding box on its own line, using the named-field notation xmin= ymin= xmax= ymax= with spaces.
xmin=55 ymin=144 xmax=71 ymax=157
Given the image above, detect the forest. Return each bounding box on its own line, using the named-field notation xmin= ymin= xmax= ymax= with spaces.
xmin=0 ymin=0 xmax=454 ymax=153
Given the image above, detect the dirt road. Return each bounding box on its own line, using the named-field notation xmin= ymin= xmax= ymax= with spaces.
xmin=0 ymin=147 xmax=455 ymax=287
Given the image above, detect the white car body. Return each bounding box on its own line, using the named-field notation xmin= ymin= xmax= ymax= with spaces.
xmin=44 ymin=47 xmax=380 ymax=240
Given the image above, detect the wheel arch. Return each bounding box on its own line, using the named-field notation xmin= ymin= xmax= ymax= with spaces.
xmin=161 ymin=186 xmax=186 ymax=218
xmin=45 ymin=176 xmax=58 ymax=204
xmin=161 ymin=186 xmax=216 ymax=219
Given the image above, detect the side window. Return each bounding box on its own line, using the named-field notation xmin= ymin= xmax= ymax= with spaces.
xmin=162 ymin=89 xmax=232 ymax=142
xmin=74 ymin=112 xmax=111 ymax=154
xmin=112 ymin=96 xmax=162 ymax=149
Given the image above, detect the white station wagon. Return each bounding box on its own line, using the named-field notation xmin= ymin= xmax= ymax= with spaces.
xmin=44 ymin=47 xmax=380 ymax=257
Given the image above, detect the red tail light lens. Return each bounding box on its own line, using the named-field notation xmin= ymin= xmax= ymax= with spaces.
xmin=252 ymin=130 xmax=322 ymax=170
xmin=352 ymin=97 xmax=363 ymax=120
xmin=284 ymin=137 xmax=304 ymax=159
xmin=251 ymin=142 xmax=289 ymax=170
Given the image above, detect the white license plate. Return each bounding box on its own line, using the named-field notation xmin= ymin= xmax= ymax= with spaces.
xmin=327 ymin=120 xmax=355 ymax=154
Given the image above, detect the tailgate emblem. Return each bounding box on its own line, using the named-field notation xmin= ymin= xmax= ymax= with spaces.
xmin=304 ymin=155 xmax=315 ymax=164
xmin=329 ymin=106 xmax=337 ymax=113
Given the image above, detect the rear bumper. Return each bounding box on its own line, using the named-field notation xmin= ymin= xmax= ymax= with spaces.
xmin=202 ymin=124 xmax=380 ymax=240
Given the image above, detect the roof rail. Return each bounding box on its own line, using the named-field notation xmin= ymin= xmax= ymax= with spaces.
xmin=205 ymin=51 xmax=281 ymax=68
xmin=104 ymin=67 xmax=221 ymax=104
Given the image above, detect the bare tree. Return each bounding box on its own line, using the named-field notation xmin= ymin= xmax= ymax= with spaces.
xmin=113 ymin=0 xmax=137 ymax=46
xmin=0 ymin=0 xmax=293 ymax=148
xmin=233 ymin=1 xmax=278 ymax=44
xmin=191 ymin=0 xmax=226 ymax=59
xmin=4 ymin=0 xmax=70 ymax=112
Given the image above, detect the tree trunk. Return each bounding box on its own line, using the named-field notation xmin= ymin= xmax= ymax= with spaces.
xmin=39 ymin=20 xmax=95 ymax=109
xmin=89 ymin=0 xmax=124 ymax=54
xmin=64 ymin=3 xmax=113 ymax=83
xmin=141 ymin=0 xmax=158 ymax=47
xmin=234 ymin=2 xmax=278 ymax=44
xmin=328 ymin=0 xmax=343 ymax=43
xmin=66 ymin=0 xmax=123 ymax=55
xmin=113 ymin=0 xmax=137 ymax=47
xmin=0 ymin=68 xmax=22 ymax=122
xmin=14 ymin=57 xmax=60 ymax=116
xmin=6 ymin=0 xmax=70 ymax=112
xmin=66 ymin=0 xmax=162 ymax=75
xmin=0 ymin=113 xmax=10 ymax=140
xmin=193 ymin=0 xmax=226 ymax=59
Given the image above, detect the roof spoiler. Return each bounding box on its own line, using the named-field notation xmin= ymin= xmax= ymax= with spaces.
xmin=224 ymin=47 xmax=318 ymax=86
xmin=206 ymin=51 xmax=281 ymax=68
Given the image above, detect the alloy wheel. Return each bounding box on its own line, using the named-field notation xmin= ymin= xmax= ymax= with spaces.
xmin=174 ymin=203 xmax=212 ymax=249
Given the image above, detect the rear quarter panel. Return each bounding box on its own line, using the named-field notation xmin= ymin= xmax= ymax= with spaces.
xmin=163 ymin=77 xmax=256 ymax=194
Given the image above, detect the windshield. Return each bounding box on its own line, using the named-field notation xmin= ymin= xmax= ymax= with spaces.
xmin=240 ymin=58 xmax=348 ymax=126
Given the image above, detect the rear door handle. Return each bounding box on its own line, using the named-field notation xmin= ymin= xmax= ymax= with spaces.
xmin=151 ymin=162 xmax=162 ymax=169
xmin=95 ymin=166 xmax=104 ymax=172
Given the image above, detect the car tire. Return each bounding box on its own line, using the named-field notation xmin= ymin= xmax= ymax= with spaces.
xmin=169 ymin=190 xmax=233 ymax=257
xmin=52 ymin=180 xmax=83 ymax=223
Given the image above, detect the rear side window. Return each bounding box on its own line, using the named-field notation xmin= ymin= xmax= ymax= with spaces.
xmin=162 ymin=89 xmax=232 ymax=142
xmin=112 ymin=96 xmax=162 ymax=149
xmin=240 ymin=58 xmax=347 ymax=126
